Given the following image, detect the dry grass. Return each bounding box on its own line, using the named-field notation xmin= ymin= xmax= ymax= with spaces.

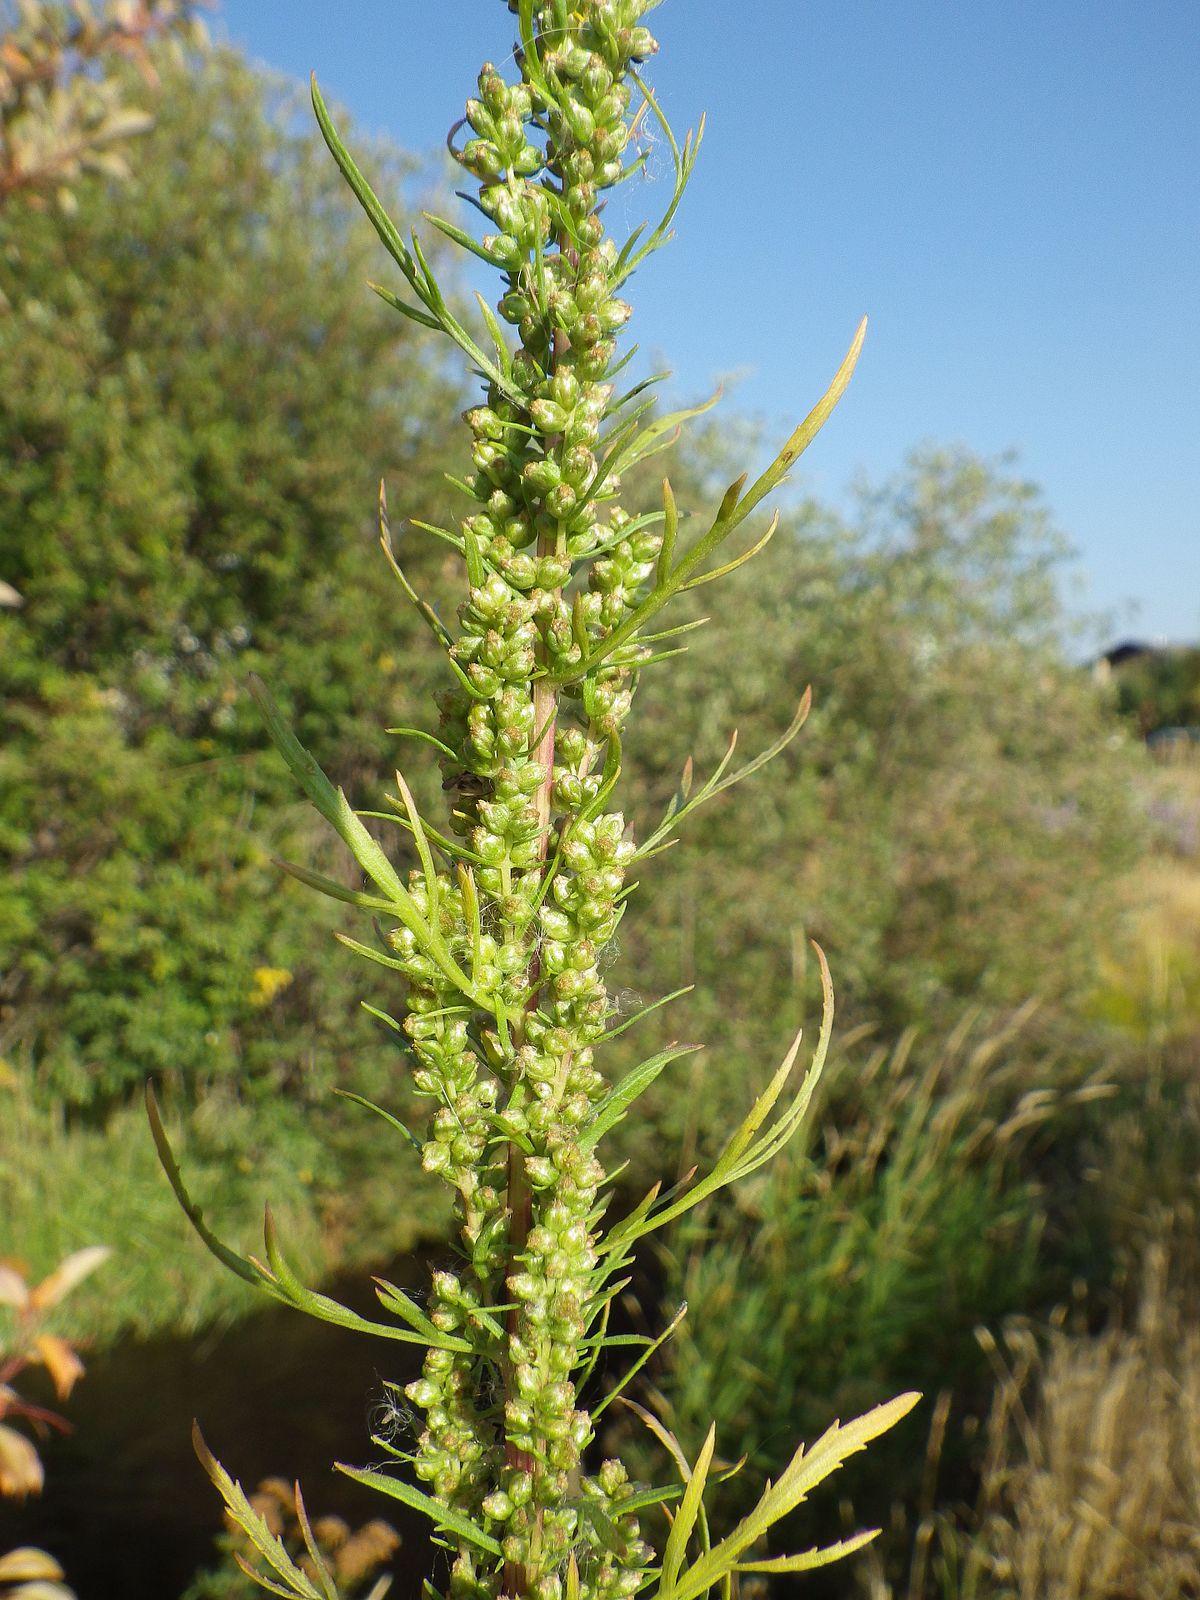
xmin=858 ymin=1249 xmax=1200 ymax=1600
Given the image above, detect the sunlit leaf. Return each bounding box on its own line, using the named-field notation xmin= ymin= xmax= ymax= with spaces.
xmin=29 ymin=1246 xmax=111 ymax=1312
xmin=31 ymin=1334 xmax=85 ymax=1401
xmin=0 ymin=1422 xmax=44 ymax=1499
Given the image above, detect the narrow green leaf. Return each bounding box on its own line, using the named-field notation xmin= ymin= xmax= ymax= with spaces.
xmin=311 ymin=77 xmax=417 ymax=284
xmin=618 ymin=1482 xmax=686 ymax=1517
xmin=392 ymin=769 xmax=439 ymax=917
xmin=714 ymin=473 xmax=747 ymax=525
xmin=379 ymin=481 xmax=453 ymax=648
xmin=601 ymin=947 xmax=834 ymax=1253
xmin=656 ymin=478 xmax=679 ymax=585
xmin=618 ymin=1397 xmax=692 ymax=1485
xmin=368 ymin=279 xmax=440 ymax=330
xmin=336 ymin=1465 xmax=503 ymax=1557
xmin=193 ymin=1425 xmax=325 ymax=1600
xmin=423 ymin=209 xmax=499 ymax=267
xmin=572 ymin=590 xmax=590 ymax=657
xmin=247 ymin=675 xmax=409 ymax=909
xmin=258 ymin=1210 xmax=469 ymax=1351
xmin=515 ymin=0 xmax=551 ymax=101
xmin=333 ymin=1089 xmax=423 ymax=1154
xmin=592 ymin=1302 xmax=688 ymax=1419
xmin=463 ymin=525 xmax=486 ymax=589
xmin=292 ymin=1483 xmax=338 ymax=1600
xmin=145 ymin=1084 xmax=281 ymax=1298
xmin=615 ymin=77 xmax=703 ymax=286
xmin=385 ymin=727 xmax=460 ymax=762
xmin=669 ymin=1392 xmax=921 ymax=1600
xmin=580 ymin=1044 xmax=701 ymax=1152
xmin=230 ymin=1558 xmax=307 ymax=1600
xmin=458 ymin=863 xmax=483 ymax=987
xmin=611 ymin=371 xmax=670 ymax=414
xmin=374 ymin=805 xmax=491 ymax=866
xmin=714 ymin=1029 xmax=806 ymax=1175
xmin=613 ymin=386 xmax=721 ymax=479
xmin=626 ymin=617 xmax=711 ymax=649
xmin=409 ymin=518 xmax=465 ymax=553
xmin=563 ymin=321 xmax=865 ymax=683
xmin=615 ymin=646 xmax=690 ymax=671
xmin=679 ymin=510 xmax=781 ymax=592
xmin=633 ymin=692 xmax=811 ymax=859
xmin=603 ymin=985 xmax=694 ymax=1042
xmin=474 ymin=289 xmax=512 ymax=375
xmin=274 ymin=859 xmax=403 ymax=916
xmin=733 ymin=1529 xmax=879 ymax=1574
xmin=334 ymin=932 xmax=407 ymax=972
xmin=660 ymin=1426 xmax=716 ymax=1595
xmin=575 ymin=1297 xmax=612 ymax=1393
xmin=733 ymin=316 xmax=868 ymax=528
xmin=373 ymin=1277 xmax=450 ymax=1344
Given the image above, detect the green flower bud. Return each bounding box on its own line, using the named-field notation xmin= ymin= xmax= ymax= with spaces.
xmin=477 ymin=65 xmax=507 ymax=112
xmin=484 ymin=230 xmax=524 ymax=268
xmin=545 ymin=483 xmax=578 ymax=519
xmin=480 ymin=184 xmax=520 ymax=233
xmin=462 ymin=138 xmax=504 ymax=179
xmin=501 ymin=1534 xmax=528 ymax=1566
xmin=513 ymin=144 xmax=544 ymax=176
xmin=552 ymin=368 xmax=581 ymax=407
xmin=582 ymin=57 xmax=614 ymax=98
xmin=529 ymin=397 xmax=568 ymax=433
xmin=422 ymin=1141 xmax=451 ymax=1175
xmin=525 ymin=1156 xmax=556 ymax=1187
xmin=465 ymin=99 xmax=499 ymax=140
xmin=500 ymin=289 xmax=534 ymax=325
xmin=504 ymin=512 xmax=537 ymax=549
xmin=565 ymin=182 xmax=596 ymax=215
xmin=563 ymin=148 xmax=595 ymax=184
xmin=562 ymin=98 xmax=595 ymax=144
xmin=599 ymin=298 xmax=632 ymax=332
xmin=535 ymin=556 xmax=571 ymax=590
xmin=523 ymin=456 xmax=562 ymax=494
xmin=562 ymin=444 xmax=596 ymax=489
xmin=576 ymin=337 xmax=614 ymax=377
xmin=624 ymin=26 xmax=658 ymax=62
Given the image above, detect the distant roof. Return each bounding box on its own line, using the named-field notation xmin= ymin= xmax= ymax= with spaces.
xmin=1097 ymin=640 xmax=1157 ymax=667
xmin=1094 ymin=639 xmax=1198 ymax=668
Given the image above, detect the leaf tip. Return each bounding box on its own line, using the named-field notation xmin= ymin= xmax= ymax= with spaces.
xmin=191 ymin=1420 xmax=219 ymax=1479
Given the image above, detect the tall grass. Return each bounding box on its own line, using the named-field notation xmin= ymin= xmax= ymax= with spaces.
xmin=859 ymin=1248 xmax=1200 ymax=1600
xmin=631 ymin=1011 xmax=1117 ymax=1554
xmin=0 ymin=1074 xmax=441 ymax=1343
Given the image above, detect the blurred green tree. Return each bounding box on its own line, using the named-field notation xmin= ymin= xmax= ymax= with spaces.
xmin=0 ymin=45 xmax=463 ymax=1133
xmin=612 ymin=445 xmax=1146 ymax=1128
xmin=1112 ymin=645 xmax=1200 ymax=737
xmin=0 ymin=41 xmax=1149 ymax=1342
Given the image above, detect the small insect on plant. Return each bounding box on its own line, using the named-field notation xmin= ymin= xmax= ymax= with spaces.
xmin=149 ymin=4 xmax=919 ymax=1599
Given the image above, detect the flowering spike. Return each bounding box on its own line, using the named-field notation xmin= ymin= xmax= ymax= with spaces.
xmin=159 ymin=9 xmax=919 ymax=1600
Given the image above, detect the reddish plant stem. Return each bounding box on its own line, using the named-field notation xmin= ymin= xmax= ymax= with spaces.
xmin=502 ymin=307 xmax=569 ymax=1597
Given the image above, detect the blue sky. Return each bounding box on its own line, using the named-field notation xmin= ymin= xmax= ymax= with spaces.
xmin=215 ymin=1 xmax=1199 ymax=644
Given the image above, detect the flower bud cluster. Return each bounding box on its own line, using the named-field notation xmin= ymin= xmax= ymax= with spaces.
xmin=386 ymin=877 xmax=510 ymax=1279
xmin=385 ymin=6 xmax=668 ymax=1598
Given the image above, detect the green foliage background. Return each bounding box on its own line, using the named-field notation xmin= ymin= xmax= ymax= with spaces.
xmin=2 ymin=34 xmax=1195 ymax=1600
xmin=0 ymin=48 xmax=468 ymax=1327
